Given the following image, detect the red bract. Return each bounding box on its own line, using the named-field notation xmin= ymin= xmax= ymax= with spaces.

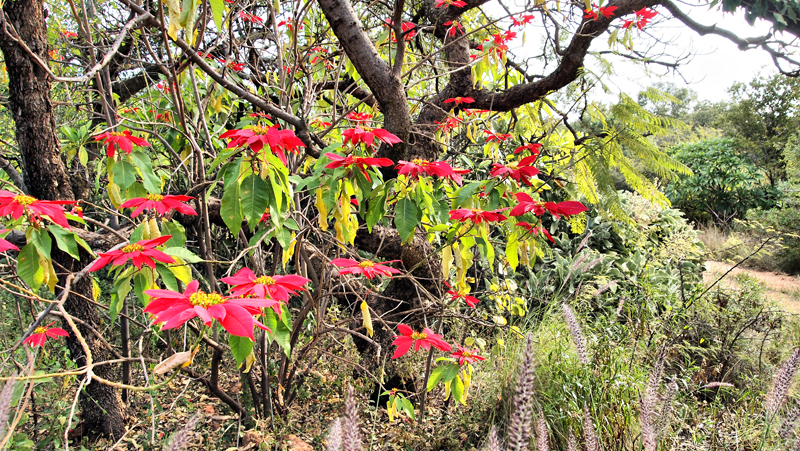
xmin=484 ymin=130 xmax=513 ymax=142
xmin=511 ymin=14 xmax=535 ymax=26
xmin=238 ymin=12 xmax=263 ymax=23
xmin=61 ymin=30 xmax=78 ymax=39
xmin=490 ymin=155 xmax=540 ymax=186
xmin=0 ymin=191 xmax=76 ymax=228
xmin=220 ymin=125 xmax=305 ymax=164
xmin=94 ymin=130 xmax=151 ymax=158
xmin=331 ymin=258 xmax=401 ymax=279
xmin=346 ymin=112 xmax=373 ymax=122
xmin=311 ymin=118 xmax=332 ymax=128
xmin=249 ymin=112 xmax=272 ymax=119
xmin=144 ymin=280 xmax=275 ymax=340
xmin=514 ymin=143 xmax=542 ymax=155
xmin=443 ymin=21 xmax=464 ymax=37
xmin=434 ymin=0 xmax=466 ymax=7
xmin=451 ymin=345 xmax=486 ymax=365
xmin=623 ymin=7 xmax=657 ymax=29
xmin=119 ymin=194 xmax=197 ymax=218
xmin=324 ymin=153 xmax=393 ymax=181
xmin=516 ymin=221 xmax=555 ymax=242
xmin=392 ymin=324 xmax=452 ymax=358
xmin=449 ymin=208 xmax=508 ymax=224
xmin=509 ymin=192 xmax=588 ymax=218
xmin=88 ymin=236 xmax=175 ymax=272
xmin=396 ymin=159 xmax=470 ymax=185
xmin=385 ymin=19 xmax=417 ymax=41
xmin=447 ymin=286 xmax=480 ymax=308
xmin=443 ymin=96 xmax=474 ymax=105
xmin=221 ymin=267 xmax=310 ymax=307
xmin=436 ymin=117 xmax=462 ymax=132
xmin=23 ymin=321 xmax=68 ymax=347
xmin=0 ymin=229 xmax=18 ymax=252
xmin=342 ymin=127 xmax=402 ymax=150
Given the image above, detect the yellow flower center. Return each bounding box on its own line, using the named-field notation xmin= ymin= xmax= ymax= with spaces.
xmin=121 ymin=244 xmax=145 ymax=253
xmin=13 ymin=195 xmax=37 ymax=207
xmin=110 ymin=132 xmax=126 ymax=137
xmin=146 ymin=194 xmax=164 ymax=201
xmin=255 ymin=275 xmax=276 ymax=286
xmin=506 ymin=161 xmax=519 ymax=169
xmin=34 ymin=326 xmax=47 ymax=335
xmin=358 ymin=261 xmax=375 ymax=268
xmin=251 ymin=125 xmax=271 ymax=135
xmin=461 ymin=351 xmax=473 ymax=358
xmin=412 ymin=158 xmax=427 ymax=165
xmin=411 ymin=332 xmax=428 ymax=340
xmin=189 ymin=291 xmax=225 ymax=308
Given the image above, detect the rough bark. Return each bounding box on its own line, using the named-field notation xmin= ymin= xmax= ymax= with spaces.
xmin=0 ymin=0 xmax=126 ymax=438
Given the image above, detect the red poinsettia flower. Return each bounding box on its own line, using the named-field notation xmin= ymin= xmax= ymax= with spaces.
xmin=451 ymin=345 xmax=486 ymax=365
xmin=324 ymin=153 xmax=394 ymax=181
xmin=511 ymin=14 xmax=535 ymax=26
xmin=484 ymin=130 xmax=513 ymax=142
xmin=88 ymin=236 xmax=175 ymax=272
xmin=443 ymin=96 xmax=474 ymax=106
xmin=311 ymin=118 xmax=332 ymax=128
xmin=331 ymin=258 xmax=401 ymax=279
xmin=119 ymin=194 xmax=197 ymax=218
xmin=0 ymin=229 xmax=18 ymax=252
xmin=436 ymin=117 xmax=462 ymax=132
xmin=434 ymin=0 xmax=467 ymax=7
xmin=220 ymin=267 xmax=310 ymax=306
xmin=220 ymin=125 xmax=305 ymax=164
xmin=342 ymin=127 xmax=402 ymax=150
xmin=238 ymin=11 xmax=263 ymax=23
xmin=392 ymin=324 xmax=452 ymax=358
xmin=345 ymin=112 xmax=373 ymax=122
xmin=94 ymin=130 xmax=151 ymax=158
xmin=61 ymin=30 xmax=78 ymax=39
xmin=516 ymin=221 xmax=555 ymax=242
xmin=385 ymin=19 xmax=417 ymax=41
xmin=514 ymin=143 xmax=542 ymax=155
xmin=449 ymin=208 xmax=508 ymax=224
xmin=509 ymin=192 xmax=588 ymax=218
xmin=490 ymin=155 xmax=540 ymax=186
xmin=23 ymin=321 xmax=69 ymax=347
xmin=445 ymin=283 xmax=480 ymax=308
xmin=396 ymin=159 xmax=470 ymax=185
xmin=249 ymin=112 xmax=272 ymax=119
xmin=443 ymin=21 xmax=464 ymax=37
xmin=623 ymin=7 xmax=657 ymax=29
xmin=0 ymin=191 xmax=76 ymax=229
xmin=144 ymin=280 xmax=275 ymax=340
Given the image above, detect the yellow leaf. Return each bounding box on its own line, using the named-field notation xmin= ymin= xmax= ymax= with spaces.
xmin=148 ymin=217 xmax=161 ymax=239
xmin=361 ymin=301 xmax=373 ymax=337
xmin=282 ymin=232 xmax=296 ymax=269
xmin=107 ymin=182 xmax=123 ymax=208
xmin=91 ymin=278 xmax=101 ymax=301
xmin=40 ymin=255 xmax=57 ymax=293
xmin=168 ymin=257 xmax=192 ymax=283
xmin=163 ymin=0 xmax=183 ymax=40
xmin=243 ymin=351 xmax=257 ymax=373
xmin=441 ymin=245 xmax=453 ymax=279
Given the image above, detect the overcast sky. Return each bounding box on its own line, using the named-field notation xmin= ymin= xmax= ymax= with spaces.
xmin=601 ymin=4 xmax=778 ymax=102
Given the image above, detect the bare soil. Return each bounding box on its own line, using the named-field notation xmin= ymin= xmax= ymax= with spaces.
xmin=704 ymin=261 xmax=800 ymax=314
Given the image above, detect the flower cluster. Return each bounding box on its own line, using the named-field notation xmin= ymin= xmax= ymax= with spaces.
xmin=94 ymin=130 xmax=151 ymax=158
xmin=331 ymin=258 xmax=401 ymax=279
xmin=0 ymin=191 xmax=75 ymax=228
xmin=23 ymin=322 xmax=68 ymax=347
xmin=623 ymin=7 xmax=657 ymax=30
xmin=324 ymin=153 xmax=394 ymax=181
xmin=396 ymin=159 xmax=470 ymax=185
xmin=584 ymin=4 xmax=617 ymax=20
xmin=221 ymin=125 xmax=305 ymax=164
xmin=119 ymin=194 xmax=197 ymax=218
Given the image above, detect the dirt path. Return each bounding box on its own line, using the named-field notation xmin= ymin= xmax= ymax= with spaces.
xmin=704 ymin=261 xmax=800 ymax=313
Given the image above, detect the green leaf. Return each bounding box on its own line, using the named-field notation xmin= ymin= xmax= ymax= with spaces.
xmin=366 ymin=189 xmax=388 ymax=232
xmin=110 ymin=275 xmax=132 ymax=322
xmin=400 ymin=397 xmax=415 ymax=420
xmin=156 ymin=263 xmax=179 ymax=291
xmin=129 ymin=151 xmax=162 ymax=194
xmin=27 ymin=228 xmax=52 ymax=259
xmin=427 ymin=363 xmax=460 ymax=391
xmin=264 ymin=308 xmax=292 ymax=357
xmin=209 ymin=0 xmax=224 ymax=32
xmin=394 ymin=198 xmax=421 ymax=243
xmin=452 ymin=373 xmax=465 ymax=405
xmin=112 ymin=160 xmax=137 ymax=191
xmin=133 ymin=272 xmax=151 ymax=305
xmin=229 ymin=335 xmax=254 ymax=367
xmin=162 ymin=220 xmax=187 ymax=248
xmin=162 ymin=247 xmax=202 ymax=263
xmin=47 ymin=225 xmax=81 ymax=260
xmin=221 ymin=181 xmax=243 ymax=236
xmin=240 ymin=174 xmax=270 ymax=228
xmin=456 ymin=181 xmax=482 ymax=208
xmin=17 ymin=243 xmax=43 ymax=291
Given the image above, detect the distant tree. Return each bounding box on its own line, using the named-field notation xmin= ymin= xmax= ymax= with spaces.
xmin=721 ymin=74 xmax=800 ymax=185
xmin=638 ymin=82 xmax=699 ymax=119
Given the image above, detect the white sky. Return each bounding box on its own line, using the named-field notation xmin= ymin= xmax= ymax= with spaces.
xmin=599 ymin=4 xmax=778 ymax=102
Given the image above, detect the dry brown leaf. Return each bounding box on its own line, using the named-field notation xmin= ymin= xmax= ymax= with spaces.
xmin=153 ymin=351 xmax=193 ymax=375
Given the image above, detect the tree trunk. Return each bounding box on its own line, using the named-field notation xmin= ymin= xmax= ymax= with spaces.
xmin=0 ymin=0 xmax=126 ymax=439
